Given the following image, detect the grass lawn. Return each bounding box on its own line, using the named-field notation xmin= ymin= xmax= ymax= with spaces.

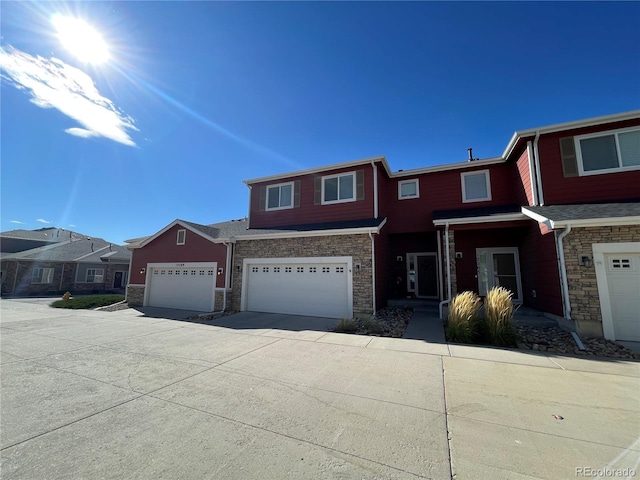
xmin=50 ymin=295 xmax=125 ymax=309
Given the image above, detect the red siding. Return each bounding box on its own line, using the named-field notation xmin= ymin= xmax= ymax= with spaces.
xmin=249 ymin=165 xmax=376 ymax=229
xmin=130 ymin=225 xmax=228 ymax=288
xmin=514 ymin=147 xmax=534 ymax=206
xmin=384 ymin=163 xmax=518 ymax=234
xmin=452 ymin=224 xmax=562 ymax=316
xmin=538 ymin=118 xmax=640 ymax=205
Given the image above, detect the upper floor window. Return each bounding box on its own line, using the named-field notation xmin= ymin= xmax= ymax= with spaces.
xmin=398 ymin=179 xmax=419 ymax=199
xmin=32 ymin=267 xmax=54 ymax=284
xmin=266 ymin=182 xmax=294 ymax=210
xmin=86 ymin=268 xmax=104 ymax=283
xmin=575 ymin=127 xmax=640 ymax=175
xmin=322 ymin=172 xmax=355 ymax=204
xmin=177 ymin=229 xmax=186 ymax=245
xmin=461 ymin=170 xmax=491 ymax=203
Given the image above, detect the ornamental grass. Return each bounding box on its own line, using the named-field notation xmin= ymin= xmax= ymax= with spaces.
xmin=446 ymin=291 xmax=482 ymax=343
xmin=484 ymin=286 xmax=518 ymax=347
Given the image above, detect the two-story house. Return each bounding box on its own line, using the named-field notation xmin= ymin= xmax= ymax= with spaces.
xmin=126 ymin=110 xmax=640 ymax=342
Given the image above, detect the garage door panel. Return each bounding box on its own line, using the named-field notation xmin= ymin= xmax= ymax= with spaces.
xmin=147 ymin=265 xmax=216 ymax=312
xmin=605 ymin=253 xmax=640 ymax=342
xmin=245 ymin=261 xmax=351 ymax=319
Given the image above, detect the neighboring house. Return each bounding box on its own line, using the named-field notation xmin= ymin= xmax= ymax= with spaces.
xmin=1 ymin=228 xmax=131 ymax=296
xmin=126 ymin=110 xmax=640 ymax=343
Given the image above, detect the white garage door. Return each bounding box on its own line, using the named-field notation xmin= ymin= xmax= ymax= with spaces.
xmin=147 ymin=263 xmax=216 ymax=312
xmin=605 ymin=254 xmax=640 ymax=341
xmin=245 ymin=259 xmax=351 ymax=318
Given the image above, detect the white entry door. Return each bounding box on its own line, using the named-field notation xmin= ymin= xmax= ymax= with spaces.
xmin=146 ymin=263 xmax=217 ymax=312
xmin=476 ymin=248 xmax=523 ymax=302
xmin=243 ymin=257 xmax=352 ymax=318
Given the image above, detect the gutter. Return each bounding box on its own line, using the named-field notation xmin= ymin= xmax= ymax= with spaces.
xmin=532 ymin=131 xmax=545 ymax=205
xmin=526 ymin=141 xmax=539 ymax=206
xmin=246 ymin=185 xmax=252 ymax=229
xmin=371 ymin=160 xmax=379 ymax=218
xmin=556 ymin=225 xmax=572 ymax=320
xmin=439 ymin=222 xmax=452 ymax=319
xmin=368 ymin=231 xmax=377 ymax=316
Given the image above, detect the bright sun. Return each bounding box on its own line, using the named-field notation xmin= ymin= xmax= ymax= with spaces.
xmin=51 ymin=14 xmax=110 ymax=64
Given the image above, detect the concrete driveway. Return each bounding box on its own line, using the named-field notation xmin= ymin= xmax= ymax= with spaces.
xmin=1 ymin=299 xmax=638 ymax=479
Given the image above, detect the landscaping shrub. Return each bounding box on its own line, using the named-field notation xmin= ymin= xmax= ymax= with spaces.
xmin=484 ymin=286 xmax=518 ymax=347
xmin=50 ymin=295 xmax=125 ymax=310
xmin=362 ymin=316 xmax=384 ymax=334
xmin=446 ymin=291 xmax=481 ymax=343
xmin=333 ymin=318 xmax=358 ymax=333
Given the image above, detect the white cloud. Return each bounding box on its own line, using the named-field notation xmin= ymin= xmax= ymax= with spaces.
xmin=10 ymin=220 xmax=25 ymax=224
xmin=69 ymin=224 xmax=77 ymax=227
xmin=0 ymin=45 xmax=137 ymax=146
xmin=36 ymin=218 xmax=51 ymax=224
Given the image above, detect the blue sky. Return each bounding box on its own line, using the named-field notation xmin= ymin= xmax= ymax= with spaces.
xmin=2 ymin=1 xmax=639 ymax=243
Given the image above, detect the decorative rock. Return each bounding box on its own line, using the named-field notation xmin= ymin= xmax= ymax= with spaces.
xmin=515 ymin=325 xmax=637 ymax=360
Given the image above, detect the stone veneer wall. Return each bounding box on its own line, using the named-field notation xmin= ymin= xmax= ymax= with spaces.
xmin=231 ymin=234 xmax=373 ymax=316
xmin=562 ymin=225 xmax=640 ymax=337
xmin=448 ymin=230 xmax=457 ymax=296
xmin=127 ymin=285 xmax=145 ymax=306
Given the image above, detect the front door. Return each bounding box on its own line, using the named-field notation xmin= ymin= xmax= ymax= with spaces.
xmin=407 ymin=252 xmax=439 ymax=298
xmin=113 ymin=271 xmax=125 ymax=289
xmin=476 ymin=248 xmax=522 ymax=302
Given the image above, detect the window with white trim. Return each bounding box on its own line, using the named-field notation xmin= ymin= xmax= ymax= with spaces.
xmin=32 ymin=267 xmax=54 ymax=284
xmin=322 ymin=172 xmax=355 ymax=204
xmin=266 ymin=182 xmax=294 ymax=210
xmin=177 ymin=229 xmax=186 ymax=245
xmin=461 ymin=170 xmax=491 ymax=203
xmin=398 ymin=179 xmax=419 ymax=199
xmin=86 ymin=268 xmax=104 ymax=283
xmin=576 ymin=127 xmax=640 ymax=175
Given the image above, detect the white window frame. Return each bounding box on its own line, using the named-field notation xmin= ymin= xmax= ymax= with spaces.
xmin=398 ymin=179 xmax=420 ymax=200
xmin=461 ymin=170 xmax=492 ymax=203
xmin=575 ymin=126 xmax=640 ymax=176
xmin=265 ymin=181 xmax=294 ymax=211
xmin=177 ymin=229 xmax=186 ymax=245
xmin=32 ymin=267 xmax=54 ymax=284
xmin=86 ymin=268 xmax=105 ymax=283
xmin=321 ymin=171 xmax=356 ymax=205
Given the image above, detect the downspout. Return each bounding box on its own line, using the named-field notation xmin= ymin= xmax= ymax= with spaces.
xmin=556 ymin=225 xmax=572 ymax=320
xmin=246 ymin=185 xmax=252 ymax=229
xmin=125 ymin=249 xmax=133 ymax=301
xmin=439 ymin=222 xmax=452 ymax=319
xmin=370 ymin=160 xmax=379 ymax=218
xmin=526 ymin=141 xmax=539 ymax=206
xmin=368 ymin=231 xmax=376 ymax=316
xmin=533 ymin=131 xmax=545 ymax=205
xmin=59 ymin=263 xmax=65 ymax=291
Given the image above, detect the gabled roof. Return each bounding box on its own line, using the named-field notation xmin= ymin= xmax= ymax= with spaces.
xmin=432 ymin=204 xmax=527 ymax=226
xmin=1 ymin=237 xmax=131 ymax=263
xmin=127 ymin=217 xmax=387 ymax=248
xmin=0 ymin=227 xmax=87 ymax=242
xmin=522 ymin=202 xmax=640 ymax=229
xmin=502 ymin=110 xmax=640 ymax=159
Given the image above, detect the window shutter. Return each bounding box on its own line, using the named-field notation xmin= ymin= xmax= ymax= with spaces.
xmin=356 ymin=170 xmax=365 ymax=201
xmin=314 ymin=177 xmax=322 ymax=205
xmin=294 ymin=180 xmax=301 ymax=207
xmin=259 ymin=186 xmax=266 ymax=211
xmin=559 ymin=137 xmax=578 ymax=177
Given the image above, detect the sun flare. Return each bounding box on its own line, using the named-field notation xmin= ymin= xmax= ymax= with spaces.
xmin=51 ymin=14 xmax=109 ymax=64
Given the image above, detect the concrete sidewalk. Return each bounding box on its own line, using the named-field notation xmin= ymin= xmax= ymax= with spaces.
xmin=1 ymin=299 xmax=638 ymax=479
